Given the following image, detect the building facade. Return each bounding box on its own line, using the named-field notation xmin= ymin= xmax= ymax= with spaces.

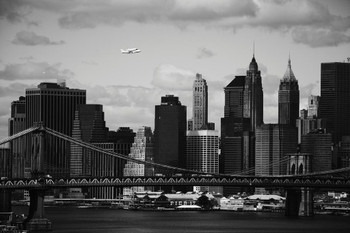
xmin=255 ymin=124 xmax=297 ymax=194
xmin=8 ymin=96 xmax=27 ymax=178
xmin=192 ymin=73 xmax=208 ymax=130
xmin=123 ymin=126 xmax=154 ymax=196
xmin=154 ymin=95 xmax=187 ymax=174
xmin=187 ymin=130 xmax=221 ymax=193
xmin=25 ymin=82 xmax=86 ymax=177
xmin=70 ymin=104 xmax=108 ymax=176
xmin=255 ymin=124 xmax=298 ymax=176
xmin=319 ymin=62 xmax=350 ymax=144
xmin=301 ymin=130 xmax=332 ymax=172
xmin=220 ymin=55 xmax=263 ymax=196
xmin=278 ymin=57 xmax=299 ymax=126
xmin=187 ymin=130 xmax=219 ymax=173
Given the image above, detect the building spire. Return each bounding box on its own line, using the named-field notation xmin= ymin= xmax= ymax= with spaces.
xmin=253 ymin=41 xmax=255 ymax=58
xmin=288 ymin=52 xmax=291 ymax=68
xmin=283 ymin=54 xmax=296 ymax=81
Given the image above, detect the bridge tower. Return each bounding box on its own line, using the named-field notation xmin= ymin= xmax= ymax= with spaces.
xmin=285 ymin=153 xmax=313 ymax=217
xmin=23 ymin=123 xmax=52 ymax=232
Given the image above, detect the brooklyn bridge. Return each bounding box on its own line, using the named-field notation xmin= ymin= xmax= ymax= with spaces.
xmin=0 ymin=124 xmax=350 ymax=231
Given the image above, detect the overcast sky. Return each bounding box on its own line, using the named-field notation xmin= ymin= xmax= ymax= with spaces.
xmin=1 ymin=0 xmax=350 ymax=139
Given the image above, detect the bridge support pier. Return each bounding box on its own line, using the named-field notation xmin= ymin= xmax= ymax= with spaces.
xmin=0 ymin=189 xmax=11 ymax=212
xmin=24 ymin=189 xmax=52 ymax=232
xmin=285 ymin=188 xmax=314 ymax=217
xmin=285 ymin=189 xmax=301 ymax=217
xmin=298 ymin=188 xmax=314 ymax=217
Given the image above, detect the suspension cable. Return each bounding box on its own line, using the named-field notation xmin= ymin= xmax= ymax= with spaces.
xmin=0 ymin=126 xmax=40 ymax=146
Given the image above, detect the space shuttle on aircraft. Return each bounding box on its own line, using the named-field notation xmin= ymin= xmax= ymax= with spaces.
xmin=121 ymin=48 xmax=141 ymax=54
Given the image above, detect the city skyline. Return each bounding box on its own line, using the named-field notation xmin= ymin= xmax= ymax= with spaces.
xmin=1 ymin=0 xmax=350 ymax=139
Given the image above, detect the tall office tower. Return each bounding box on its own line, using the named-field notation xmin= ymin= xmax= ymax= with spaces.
xmin=320 ymin=62 xmax=350 ymax=144
xmin=187 ymin=130 xmax=221 ymax=193
xmin=220 ymin=55 xmax=263 ymax=196
xmin=308 ymin=95 xmax=320 ymax=118
xmin=339 ymin=136 xmax=350 ymax=170
xmin=70 ymin=104 xmax=108 ymax=176
xmin=25 ymin=82 xmax=86 ymax=177
xmin=0 ymin=148 xmax=11 ymax=211
xmin=220 ymin=76 xmax=246 ymax=175
xmin=123 ymin=127 xmax=154 ymax=196
xmin=278 ymin=57 xmax=300 ymax=126
xmin=154 ymin=95 xmax=187 ymax=174
xmin=0 ymin=148 xmax=11 ymax=178
xmin=8 ymin=96 xmax=26 ymax=178
xmin=108 ymin=127 xmax=136 ymax=177
xmin=255 ymin=124 xmax=297 ymax=194
xmin=193 ymin=73 xmax=208 ymax=130
xmin=296 ymin=96 xmax=324 ymax=144
xmin=187 ymin=130 xmax=219 ymax=173
xmin=255 ymin=124 xmax=298 ymax=175
xmin=301 ymin=129 xmax=332 ymax=172
xmin=245 ymin=55 xmax=264 ymax=132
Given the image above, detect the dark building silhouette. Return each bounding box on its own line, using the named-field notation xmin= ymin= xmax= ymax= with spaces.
xmin=8 ymin=96 xmax=27 ymax=178
xmin=220 ymin=76 xmax=248 ymax=175
xmin=320 ymin=62 xmax=350 ymax=144
xmin=221 ymin=55 xmax=263 ymax=195
xmin=70 ymin=105 xmax=135 ymax=199
xmin=301 ymin=130 xmax=332 ymax=172
xmin=25 ymin=81 xmax=86 ymax=177
xmin=70 ymin=104 xmax=108 ymax=176
xmin=278 ymin=57 xmax=300 ymax=126
xmin=245 ymin=55 xmax=264 ymax=132
xmin=154 ymin=95 xmax=187 ymax=174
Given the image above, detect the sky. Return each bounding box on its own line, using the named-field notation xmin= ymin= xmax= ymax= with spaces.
xmin=0 ymin=0 xmax=350 ymax=139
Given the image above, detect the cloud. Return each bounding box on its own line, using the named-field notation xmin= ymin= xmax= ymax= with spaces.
xmin=152 ymin=64 xmax=195 ymax=90
xmin=292 ymin=27 xmax=350 ymax=47
xmin=0 ymin=62 xmax=74 ymax=81
xmin=12 ymin=31 xmax=65 ymax=46
xmin=0 ymin=0 xmax=25 ymax=23
xmin=57 ymin=0 xmax=258 ymax=29
xmin=2 ymin=1 xmax=349 ymax=47
xmin=196 ymin=47 xmax=215 ymax=59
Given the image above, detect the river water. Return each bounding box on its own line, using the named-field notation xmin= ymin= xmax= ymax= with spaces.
xmin=13 ymin=206 xmax=350 ymax=233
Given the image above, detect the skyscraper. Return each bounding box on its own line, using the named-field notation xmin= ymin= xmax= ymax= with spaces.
xmin=320 ymin=62 xmax=350 ymax=143
xmin=187 ymin=130 xmax=219 ymax=173
xmin=192 ymin=73 xmax=208 ymax=130
xmin=301 ymin=130 xmax=332 ymax=172
xmin=154 ymin=95 xmax=186 ymax=174
xmin=187 ymin=130 xmax=220 ymax=193
xmin=296 ymin=95 xmax=324 ymax=144
xmin=220 ymin=76 xmax=247 ymax=176
xmin=245 ymin=55 xmax=264 ymax=132
xmin=308 ymin=95 xmax=320 ymax=118
xmin=278 ymin=57 xmax=299 ymax=126
xmin=123 ymin=126 xmax=154 ymax=196
xmin=70 ymin=104 xmax=108 ymax=176
xmin=255 ymin=124 xmax=297 ymax=176
xmin=8 ymin=96 xmax=26 ymax=178
xmin=25 ymin=82 xmax=86 ymax=177
xmin=221 ymin=55 xmax=263 ymax=195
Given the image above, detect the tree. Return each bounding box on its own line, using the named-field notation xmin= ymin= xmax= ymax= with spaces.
xmin=196 ymin=194 xmax=212 ymax=210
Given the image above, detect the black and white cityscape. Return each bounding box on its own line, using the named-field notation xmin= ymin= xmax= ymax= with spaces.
xmin=1 ymin=1 xmax=350 ymax=232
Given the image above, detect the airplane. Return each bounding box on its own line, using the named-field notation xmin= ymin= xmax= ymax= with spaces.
xmin=121 ymin=48 xmax=141 ymax=54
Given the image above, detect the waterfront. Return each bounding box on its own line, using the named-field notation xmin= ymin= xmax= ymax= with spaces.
xmin=13 ymin=206 xmax=350 ymax=233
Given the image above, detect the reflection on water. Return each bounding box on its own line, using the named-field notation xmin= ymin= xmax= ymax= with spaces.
xmin=13 ymin=206 xmax=350 ymax=233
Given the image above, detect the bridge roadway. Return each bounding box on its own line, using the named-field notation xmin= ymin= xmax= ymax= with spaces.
xmin=1 ymin=175 xmax=350 ymax=190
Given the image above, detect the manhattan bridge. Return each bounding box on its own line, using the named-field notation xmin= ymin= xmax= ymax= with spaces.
xmin=0 ymin=123 xmax=350 ymax=230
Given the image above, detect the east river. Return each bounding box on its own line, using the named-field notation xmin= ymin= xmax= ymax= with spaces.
xmin=13 ymin=206 xmax=350 ymax=233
